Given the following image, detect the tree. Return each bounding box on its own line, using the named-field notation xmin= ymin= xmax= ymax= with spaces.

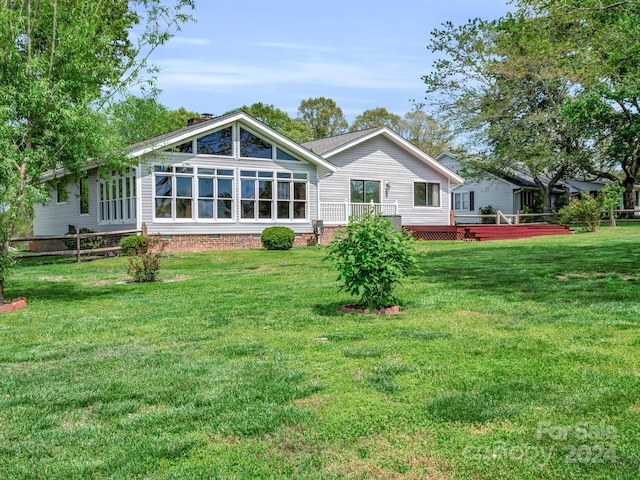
xmin=424 ymin=13 xmax=588 ymax=213
xmin=297 ymin=97 xmax=349 ymax=140
xmin=398 ymin=105 xmax=455 ymax=157
xmin=326 ymin=213 xmax=418 ymax=311
xmin=236 ymin=102 xmax=314 ymax=142
xmin=0 ymin=0 xmax=195 ymax=304
xmin=533 ymin=0 xmax=640 ymax=213
xmin=350 ymin=107 xmax=402 ymax=132
xmin=108 ymin=95 xmax=199 ymax=145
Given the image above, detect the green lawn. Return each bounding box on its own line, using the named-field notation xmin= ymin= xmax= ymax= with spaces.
xmin=2 ymin=225 xmax=639 ymax=479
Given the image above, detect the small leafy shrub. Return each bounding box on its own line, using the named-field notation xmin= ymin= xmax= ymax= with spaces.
xmin=120 ymin=235 xmax=148 ymax=256
xmin=64 ymin=226 xmax=104 ymax=250
xmin=126 ymin=235 xmax=165 ymax=283
xmin=326 ymin=212 xmax=418 ymax=310
xmin=560 ymin=193 xmax=601 ymax=232
xmin=261 ymin=226 xmax=295 ymax=250
xmin=478 ymin=205 xmax=496 ymax=224
xmin=598 ymin=183 xmax=624 ymax=226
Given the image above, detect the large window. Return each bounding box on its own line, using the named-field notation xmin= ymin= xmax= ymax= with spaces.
xmin=99 ymin=169 xmax=136 ymax=224
xmin=240 ymin=170 xmax=307 ymax=220
xmin=197 ymin=168 xmax=234 ymax=219
xmin=453 ymin=191 xmax=474 ymax=211
xmin=350 ymin=180 xmax=381 ymax=203
xmin=240 ymin=129 xmax=272 ymax=159
xmin=277 ymin=172 xmax=307 ymax=219
xmin=56 ymin=182 xmax=66 ymax=204
xmin=164 ymin=125 xmax=301 ymax=161
xmin=414 ymin=182 xmax=440 ymax=207
xmin=80 ymin=175 xmax=89 ymax=214
xmin=154 ymin=166 xmax=234 ymax=220
xmin=197 ymin=127 xmax=233 ymax=155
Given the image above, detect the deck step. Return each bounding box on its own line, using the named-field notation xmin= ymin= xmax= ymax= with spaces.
xmin=463 ymin=224 xmax=573 ymax=241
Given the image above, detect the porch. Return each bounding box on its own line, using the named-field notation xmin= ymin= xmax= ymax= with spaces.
xmin=319 ymin=201 xmax=399 ymax=225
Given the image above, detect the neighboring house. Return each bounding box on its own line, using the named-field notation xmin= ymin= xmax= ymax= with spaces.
xmin=34 ymin=112 xmax=463 ymax=251
xmin=436 ymin=152 xmax=613 ymax=223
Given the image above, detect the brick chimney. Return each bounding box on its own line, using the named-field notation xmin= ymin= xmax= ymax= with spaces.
xmin=187 ymin=113 xmax=214 ymax=126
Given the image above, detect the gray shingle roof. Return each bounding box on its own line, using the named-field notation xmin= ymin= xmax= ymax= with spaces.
xmin=301 ymin=128 xmax=381 ymax=155
xmin=125 ymin=111 xmax=240 ymax=153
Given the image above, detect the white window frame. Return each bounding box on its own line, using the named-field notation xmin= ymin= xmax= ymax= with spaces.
xmin=413 ymin=181 xmax=441 ymax=208
xmin=153 ymin=165 xmax=236 ymax=222
xmin=239 ymin=169 xmax=308 ymax=222
xmin=454 ymin=192 xmax=470 ymax=211
xmin=98 ymin=169 xmax=136 ymax=225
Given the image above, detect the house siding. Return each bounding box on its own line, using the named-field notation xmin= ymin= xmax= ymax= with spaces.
xmin=33 ymin=169 xmax=136 ymax=235
xmin=438 ymin=154 xmax=515 ymax=223
xmin=319 ymin=137 xmax=453 ymax=225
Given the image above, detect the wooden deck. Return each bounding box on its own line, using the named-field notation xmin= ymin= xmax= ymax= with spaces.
xmin=405 ymin=224 xmax=573 ymax=241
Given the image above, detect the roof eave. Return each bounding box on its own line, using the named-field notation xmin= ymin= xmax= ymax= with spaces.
xmin=129 ymin=111 xmax=337 ymax=173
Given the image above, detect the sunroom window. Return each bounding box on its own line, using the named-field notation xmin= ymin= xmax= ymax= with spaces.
xmin=276 ymin=148 xmax=299 ymax=161
xmin=240 ymin=170 xmax=307 ymax=221
xmin=277 ymin=172 xmax=307 ymax=219
xmin=197 ymin=127 xmax=233 ymax=155
xmin=154 ymin=166 xmax=234 ymax=220
xmin=99 ymin=169 xmax=136 ymax=224
xmin=240 ymin=128 xmax=272 ymax=159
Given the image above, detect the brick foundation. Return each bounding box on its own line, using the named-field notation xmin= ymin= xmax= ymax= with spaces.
xmin=314 ymin=225 xmax=342 ymax=245
xmin=160 ymin=232 xmax=319 ymax=253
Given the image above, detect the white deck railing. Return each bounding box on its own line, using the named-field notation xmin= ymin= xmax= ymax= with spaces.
xmin=319 ymin=201 xmax=399 ymax=224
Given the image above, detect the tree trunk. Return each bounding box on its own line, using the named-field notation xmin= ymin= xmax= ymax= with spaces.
xmin=542 ymin=188 xmax=553 ymax=214
xmin=622 ymin=178 xmax=636 ymax=219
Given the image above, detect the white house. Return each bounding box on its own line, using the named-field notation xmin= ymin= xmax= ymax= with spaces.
xmin=436 ymin=152 xmax=616 ymax=223
xmin=33 ymin=112 xmax=463 ymax=251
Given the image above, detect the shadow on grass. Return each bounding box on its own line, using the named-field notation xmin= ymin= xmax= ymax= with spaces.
xmin=7 ymin=280 xmax=125 ymax=304
xmin=311 ymin=301 xmax=350 ymax=317
xmin=424 ymin=380 xmax=547 ymax=423
xmin=417 ymin=238 xmax=640 ymax=306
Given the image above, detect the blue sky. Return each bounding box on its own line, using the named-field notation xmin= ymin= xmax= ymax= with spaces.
xmin=150 ymin=0 xmax=513 ymax=122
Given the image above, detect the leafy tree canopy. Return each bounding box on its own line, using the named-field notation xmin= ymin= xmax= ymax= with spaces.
xmin=0 ymin=0 xmax=195 ymax=303
xmin=350 ymin=107 xmax=402 ymax=132
xmin=236 ymin=102 xmax=314 ymax=143
xmin=108 ymin=95 xmax=199 ymax=145
xmin=423 ymin=7 xmax=591 ymax=212
xmin=297 ymin=97 xmax=349 ymax=140
xmin=399 ymin=105 xmax=455 ymax=157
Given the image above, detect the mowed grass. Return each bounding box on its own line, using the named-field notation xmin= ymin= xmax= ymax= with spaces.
xmin=1 ymin=225 xmax=640 ymax=479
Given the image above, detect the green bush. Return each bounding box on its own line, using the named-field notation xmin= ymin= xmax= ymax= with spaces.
xmin=120 ymin=235 xmax=148 ymax=256
xmin=126 ymin=235 xmax=165 ymax=283
xmin=326 ymin=212 xmax=418 ymax=310
xmin=64 ymin=226 xmax=104 ymax=250
xmin=478 ymin=205 xmax=496 ymax=224
xmin=261 ymin=226 xmax=295 ymax=250
xmin=560 ymin=193 xmax=601 ymax=232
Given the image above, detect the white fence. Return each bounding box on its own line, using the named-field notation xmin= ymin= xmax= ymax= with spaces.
xmin=319 ymin=201 xmax=399 ymax=224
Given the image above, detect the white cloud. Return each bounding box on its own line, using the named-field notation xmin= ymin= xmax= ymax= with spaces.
xmin=168 ymin=37 xmax=211 ymax=47
xmin=253 ymin=41 xmax=338 ymax=53
xmin=156 ymin=58 xmax=422 ymax=92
